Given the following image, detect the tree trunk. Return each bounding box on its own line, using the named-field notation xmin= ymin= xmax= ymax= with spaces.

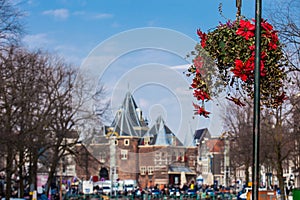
xmin=5 ymin=147 xmax=13 ymax=200
xmin=29 ymin=151 xmax=39 ymax=192
xmin=18 ymin=150 xmax=24 ymax=198
xmin=245 ymin=161 xmax=250 ymax=187
xmin=45 ymin=147 xmax=60 ymax=196
xmin=276 ymin=145 xmax=285 ymax=200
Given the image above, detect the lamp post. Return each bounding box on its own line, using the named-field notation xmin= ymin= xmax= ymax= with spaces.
xmin=109 ymin=136 xmax=117 ymax=197
xmin=59 ymin=161 xmax=63 ymax=200
xmin=224 ymin=137 xmax=230 ymax=187
xmin=253 ymin=0 xmax=262 ymax=200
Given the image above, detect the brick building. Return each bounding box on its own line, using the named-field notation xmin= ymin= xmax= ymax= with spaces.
xmin=77 ymin=92 xmax=198 ymax=188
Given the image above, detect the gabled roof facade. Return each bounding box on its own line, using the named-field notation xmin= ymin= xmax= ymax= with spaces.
xmin=193 ymin=128 xmax=211 ymax=146
xmin=143 ymin=116 xmax=183 ymax=146
xmin=206 ymin=139 xmax=224 ymax=153
xmin=109 ymin=92 xmax=148 ymax=137
xmin=111 ymin=92 xmax=141 ymax=127
xmin=111 ymin=108 xmax=138 ymax=137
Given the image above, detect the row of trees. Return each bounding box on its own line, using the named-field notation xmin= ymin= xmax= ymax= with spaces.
xmin=0 ymin=0 xmax=108 ymax=199
xmin=224 ymin=1 xmax=299 ymax=200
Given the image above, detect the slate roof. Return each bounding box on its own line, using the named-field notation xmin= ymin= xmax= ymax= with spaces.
xmin=144 ymin=116 xmax=183 ymax=146
xmin=168 ymin=165 xmax=196 ymax=175
xmin=109 ymin=92 xmax=149 ymax=137
xmin=111 ymin=92 xmax=141 ymax=127
xmin=194 ymin=128 xmax=211 ymax=142
xmin=111 ymin=108 xmax=138 ymax=137
xmin=183 ymin=123 xmax=196 ymax=147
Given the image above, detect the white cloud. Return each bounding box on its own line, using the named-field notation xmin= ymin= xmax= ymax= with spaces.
xmin=73 ymin=11 xmax=85 ymax=16
xmin=92 ymin=13 xmax=114 ymax=19
xmin=42 ymin=9 xmax=69 ymax=20
xmin=22 ymin=33 xmax=52 ymax=49
xmin=170 ymin=64 xmax=190 ymax=70
xmin=71 ymin=11 xmax=114 ymax=20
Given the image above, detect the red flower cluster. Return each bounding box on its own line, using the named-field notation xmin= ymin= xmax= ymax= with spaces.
xmin=231 ymin=52 xmax=266 ymax=82
xmin=188 ymin=17 xmax=286 ymax=117
xmin=193 ymin=103 xmax=210 ymax=118
xmin=193 ymin=56 xmax=204 ymax=73
xmin=230 ymin=19 xmax=279 ymax=82
xmin=193 ymin=89 xmax=210 ymax=101
xmin=236 ymin=19 xmax=255 ymax=40
xmin=197 ymin=29 xmax=207 ymax=48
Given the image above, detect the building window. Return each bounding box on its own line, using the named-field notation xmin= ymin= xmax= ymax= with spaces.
xmin=165 ymin=158 xmax=168 ymax=165
xmin=179 ymin=152 xmax=187 ymax=162
xmin=100 ymin=152 xmax=106 ymax=163
xmin=121 ymin=150 xmax=128 ymax=160
xmin=147 ymin=166 xmax=154 ymax=175
xmin=144 ymin=137 xmax=150 ymax=145
xmin=155 ymin=152 xmax=161 ymax=160
xmin=124 ymin=139 xmax=130 ymax=146
xmin=140 ymin=166 xmax=146 ymax=175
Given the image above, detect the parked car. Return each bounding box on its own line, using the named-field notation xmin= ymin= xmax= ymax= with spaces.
xmin=186 ymin=189 xmax=197 ymax=197
xmin=238 ymin=187 xmax=252 ymax=200
xmin=151 ymin=189 xmax=161 ymax=198
xmin=102 ymin=186 xmax=111 ymax=195
xmin=169 ymin=188 xmax=181 ymax=197
xmin=205 ymin=188 xmax=215 ymax=198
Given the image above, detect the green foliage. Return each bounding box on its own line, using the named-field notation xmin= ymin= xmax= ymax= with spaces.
xmin=187 ymin=18 xmax=288 ymax=117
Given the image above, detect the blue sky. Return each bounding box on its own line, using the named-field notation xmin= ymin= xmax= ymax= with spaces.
xmin=19 ymin=0 xmax=274 ymax=142
xmin=20 ymin=0 xmax=262 ymax=66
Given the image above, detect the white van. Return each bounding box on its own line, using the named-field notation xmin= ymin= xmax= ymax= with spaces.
xmin=82 ymin=181 xmax=94 ymax=194
xmin=123 ymin=180 xmax=137 ymax=193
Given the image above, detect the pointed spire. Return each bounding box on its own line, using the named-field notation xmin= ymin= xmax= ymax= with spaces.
xmin=154 ymin=118 xmax=169 ymax=145
xmin=145 ymin=116 xmax=183 ymax=146
xmin=112 ymin=109 xmax=138 ymax=137
xmin=184 ymin=121 xmax=196 ymax=147
xmin=121 ymin=92 xmax=141 ymax=127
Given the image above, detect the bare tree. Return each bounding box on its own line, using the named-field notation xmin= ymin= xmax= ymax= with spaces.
xmin=0 ymin=0 xmax=23 ymax=47
xmin=266 ymin=0 xmax=300 ymax=72
xmin=0 ymin=46 xmax=46 ymax=199
xmin=0 ymin=45 xmax=109 ymax=199
xmin=224 ymin=102 xmax=253 ymax=186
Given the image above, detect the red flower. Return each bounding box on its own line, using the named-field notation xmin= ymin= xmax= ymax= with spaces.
xmin=249 ymin=45 xmax=255 ymax=51
xmin=268 ymin=41 xmax=277 ymax=50
xmin=236 ymin=19 xmax=255 ymax=40
xmin=191 ymin=78 xmax=199 ymax=89
xmin=231 ymin=59 xmax=249 ymax=81
xmin=197 ymin=29 xmax=207 ymax=48
xmin=261 ymin=20 xmax=273 ymax=32
xmin=226 ymin=96 xmax=246 ymax=107
xmin=248 ymin=53 xmax=267 ymax=77
xmin=244 ymin=57 xmax=255 ymax=72
xmin=193 ymin=103 xmax=210 ymax=118
xmin=261 ymin=51 xmax=267 ymax=59
xmin=193 ymin=89 xmax=210 ymax=101
xmin=193 ymin=56 xmax=204 ymax=74
xmin=271 ymin=32 xmax=279 ymax=43
xmin=260 ymin=61 xmax=266 ymax=77
xmin=268 ymin=32 xmax=279 ymax=50
xmin=274 ymin=92 xmax=288 ymax=105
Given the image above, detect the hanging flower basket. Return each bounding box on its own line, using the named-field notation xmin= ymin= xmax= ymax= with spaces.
xmin=187 ymin=18 xmax=288 ymax=118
